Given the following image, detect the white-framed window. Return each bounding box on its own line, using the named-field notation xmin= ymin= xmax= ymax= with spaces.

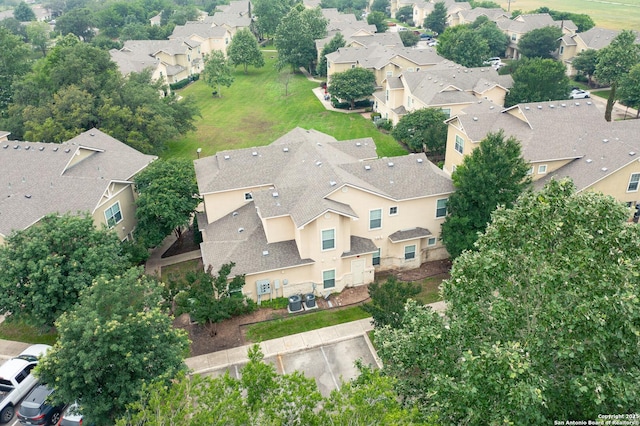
xmin=245 ymin=192 xmax=253 ymax=200
xmin=372 ymin=248 xmax=381 ymax=266
xmin=427 ymin=237 xmax=437 ymax=246
xmin=407 ymin=67 xmax=414 ymax=72
xmin=436 ymin=198 xmax=448 ymax=218
xmin=527 ymin=166 xmax=534 ymax=175
xmin=389 ymin=206 xmax=398 ymax=215
xmin=538 ymin=165 xmax=548 ymax=174
xmin=511 ymin=33 xmax=517 ymax=41
xmin=369 ymin=208 xmax=382 ymax=229
xmin=386 ymin=71 xmax=393 ymax=77
xmin=455 ymin=135 xmax=464 ymax=154
xmin=321 ymin=229 xmax=335 ymax=250
xmin=323 ymin=269 xmax=336 ymax=288
xmin=628 ymin=173 xmax=640 ymax=192
xmin=441 ymin=108 xmax=451 ymax=118
xmin=404 ymin=245 xmax=416 ymax=260
xmin=105 ymin=202 xmax=123 ymax=228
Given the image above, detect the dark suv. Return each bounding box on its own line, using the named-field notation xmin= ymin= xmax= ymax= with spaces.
xmin=17 ymin=384 xmax=65 ymax=425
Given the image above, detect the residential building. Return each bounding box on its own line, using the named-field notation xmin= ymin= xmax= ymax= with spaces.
xmin=374 ymin=61 xmax=513 ymax=124
xmin=0 ymin=129 xmax=156 ymax=245
xmin=450 ymin=7 xmax=510 ymax=26
xmin=443 ymin=100 xmax=640 ymax=207
xmin=413 ymin=0 xmax=471 ymax=29
xmin=194 ymin=128 xmax=453 ymax=301
xmin=497 ymin=13 xmax=577 ymax=59
xmin=203 ymin=1 xmax=252 ymax=37
xmin=326 ymin=44 xmax=445 ymax=88
xmin=169 ymin=22 xmax=233 ymax=57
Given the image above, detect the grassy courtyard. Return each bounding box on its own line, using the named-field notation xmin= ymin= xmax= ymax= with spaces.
xmin=164 ymin=53 xmax=407 ymax=159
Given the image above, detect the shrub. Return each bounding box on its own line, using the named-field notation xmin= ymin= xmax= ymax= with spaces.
xmin=376 ymin=118 xmax=393 ymax=131
xmin=259 ymin=297 xmax=289 ymax=310
xmin=370 ymin=112 xmax=382 ymax=121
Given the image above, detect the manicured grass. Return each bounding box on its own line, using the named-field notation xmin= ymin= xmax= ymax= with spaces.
xmin=592 ymin=89 xmax=611 ymax=100
xmin=165 ymin=53 xmax=407 ymax=159
xmin=494 ymin=0 xmax=640 ymax=30
xmin=244 ymin=306 xmax=371 ymax=342
xmin=414 ymin=273 xmax=447 ymax=304
xmin=161 ymin=258 xmax=201 ymax=279
xmin=0 ymin=318 xmax=57 ymax=346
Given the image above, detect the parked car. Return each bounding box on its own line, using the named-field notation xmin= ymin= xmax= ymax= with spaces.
xmin=420 ymin=33 xmax=433 ymax=40
xmin=427 ymin=39 xmax=438 ymax=47
xmin=57 ymin=403 xmax=85 ymax=426
xmin=569 ymin=88 xmax=590 ymax=99
xmin=17 ymin=384 xmax=66 ymax=426
xmin=483 ymin=57 xmax=501 ymax=65
xmin=0 ymin=345 xmax=51 ymax=424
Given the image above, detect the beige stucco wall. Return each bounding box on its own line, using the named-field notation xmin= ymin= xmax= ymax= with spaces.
xmin=67 ymin=147 xmax=98 ymax=168
xmin=587 ymin=160 xmax=640 ymax=205
xmin=263 ymin=215 xmax=296 ymax=243
xmin=295 ymin=211 xmax=352 ymax=260
xmin=443 ymin=122 xmax=475 ymax=174
xmin=529 ymin=159 xmax=574 ymax=179
xmin=92 ymin=182 xmax=138 ymax=241
xmin=203 ymin=185 xmax=272 ymax=223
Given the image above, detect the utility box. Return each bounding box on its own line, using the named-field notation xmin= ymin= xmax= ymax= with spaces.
xmin=305 ymin=293 xmax=316 ymax=308
xmin=288 ymin=295 xmax=302 ymax=312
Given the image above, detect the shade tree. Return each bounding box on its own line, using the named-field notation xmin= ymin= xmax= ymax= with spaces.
xmin=617 ymin=62 xmax=640 ymax=118
xmin=13 ymin=1 xmax=35 ymax=21
xmin=504 ymin=58 xmax=570 ymax=106
xmin=436 ymin=24 xmax=489 ymax=67
xmin=571 ymin=49 xmax=598 ymax=87
xmin=227 ymin=28 xmax=265 ymax=74
xmin=202 ymin=49 xmax=235 ymax=97
xmin=424 ymin=1 xmax=446 ymax=34
xmin=391 ymin=107 xmax=448 ymax=155
xmin=252 ymin=0 xmax=300 ymax=40
xmin=274 ymin=6 xmax=327 ymax=72
xmin=517 ymin=26 xmax=563 ymax=59
xmin=366 ymin=11 xmax=386 ymax=33
xmin=0 ymin=27 xmax=31 ymax=112
xmin=327 ymin=66 xmax=375 ymax=109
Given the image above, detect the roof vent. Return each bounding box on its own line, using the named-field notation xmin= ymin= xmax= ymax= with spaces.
xmin=283 ymin=147 xmax=289 ymax=152
xmin=53 ymin=147 xmax=58 ymax=151
xmin=586 ymin=159 xmax=593 ymax=163
xmin=356 ymin=142 xmax=361 ymax=147
xmin=315 ymin=161 xmax=322 ymax=166
xmin=64 ymin=148 xmax=71 ymax=153
xmin=601 ymin=167 xmax=608 ymax=172
xmin=603 ymin=139 xmax=609 ymax=143
xmin=575 ymin=102 xmax=580 ymax=106
xmin=39 ymin=146 xmax=45 ymax=151
xmin=317 ymin=142 xmax=322 ymax=146
xmin=329 ymin=180 xmax=337 ymax=186
xmin=537 ymin=105 xmax=542 ymax=109
xmin=524 ymin=106 xmax=530 ymax=110
xmin=561 ymin=103 xmax=566 ymax=107
xmin=237 ymin=227 xmax=245 ymax=233
xmin=630 ymin=151 xmax=636 ymax=156
xmin=272 ymin=192 xmax=279 ymax=197
xmin=586 ymin=101 xmax=592 ymax=105
xmin=262 ymin=250 xmax=269 ymax=256
xmin=473 ymin=117 xmax=478 ymax=121
xmin=252 ymin=151 xmax=258 ymax=156
xmin=490 ymin=105 xmax=494 ymax=110
xmin=13 ymin=145 xmax=19 ymax=149
xmin=224 ymin=155 xmax=230 ymax=160
xmin=24 ymin=194 xmax=31 ymax=199
xmin=417 ymin=158 xmax=423 ymax=163
xmin=232 ymin=211 xmax=238 ymax=217
xmin=25 ymin=145 xmax=31 ymax=150
xmin=2 ymin=144 xmax=7 ymax=149
xmin=388 ymin=162 xmax=394 ymax=167
xmin=549 ymin=104 xmax=555 ymax=108
xmin=364 ymin=165 xmax=371 ymax=170
xmin=90 ymin=132 xmax=95 ymax=136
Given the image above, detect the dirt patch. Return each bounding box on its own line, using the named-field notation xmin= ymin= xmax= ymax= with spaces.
xmin=162 ymin=228 xmax=200 ymax=258
xmin=177 ymin=260 xmax=451 ymax=357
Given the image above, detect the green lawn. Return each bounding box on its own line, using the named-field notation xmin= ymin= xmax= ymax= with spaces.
xmin=0 ymin=318 xmax=57 ymax=345
xmin=414 ymin=273 xmax=447 ymax=304
xmin=164 ymin=53 xmax=407 ymax=159
xmin=494 ymin=0 xmax=640 ymax=30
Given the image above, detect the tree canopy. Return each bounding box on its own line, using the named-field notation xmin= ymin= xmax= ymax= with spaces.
xmin=366 ymin=11 xmax=387 ymax=33
xmin=571 ymin=48 xmax=598 ymax=87
xmin=13 ymin=2 xmax=36 ymax=21
xmin=395 ymin=5 xmax=414 ymax=23
xmin=391 ymin=107 xmax=448 ymax=155
xmin=399 ymin=30 xmax=419 ymax=47
xmin=227 ymin=28 xmax=265 ymax=74
xmin=618 ymin=63 xmax=640 ymax=118
xmin=328 ymin=67 xmax=376 ymax=109
xmin=37 ymin=267 xmax=190 ymax=426
xmin=517 ymin=26 xmax=563 ymax=59
xmin=533 ymin=7 xmax=595 ymax=32
xmin=0 ymin=213 xmax=131 ymax=327
xmin=370 ymin=0 xmax=390 ymax=15
xmin=441 ymin=130 xmax=531 ymax=258
xmin=202 ymin=50 xmax=235 ymax=97
xmin=0 ymin=27 xmax=31 ymax=113
xmin=595 ymin=30 xmax=640 ymax=122
xmin=472 ymin=17 xmax=509 ymax=58
xmin=274 ymin=6 xmax=327 ymax=72
xmin=252 ymin=0 xmax=300 ymax=39
xmin=504 ymin=58 xmax=570 ymax=106
xmin=361 ymin=277 xmax=421 ymax=329
xmin=378 ymin=179 xmax=640 ymax=423
xmin=134 ymin=158 xmax=201 ymax=249
xmin=436 ymin=24 xmax=489 ymax=68
xmin=424 ymin=1 xmax=446 ymax=34
xmin=54 ymin=7 xmax=95 ymax=41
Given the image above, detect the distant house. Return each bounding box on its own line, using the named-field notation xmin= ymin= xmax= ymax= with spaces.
xmin=413 ymin=0 xmax=471 ymax=28
xmin=169 ymin=22 xmax=233 ymax=57
xmin=450 ymin=7 xmax=510 ymax=27
xmin=326 ymin=44 xmax=445 ymax=88
xmin=109 ymin=39 xmax=204 ymax=88
xmin=149 ymin=12 xmax=162 ymax=26
xmin=0 ymin=129 xmax=156 ymax=245
xmin=194 ymin=128 xmax=453 ymax=301
xmin=443 ymin=100 xmax=640 ymax=207
xmin=374 ymin=61 xmax=513 ymax=124
xmin=558 ymin=27 xmax=640 ymax=76
xmin=497 ymin=13 xmax=577 ymax=59
xmin=203 ymin=0 xmax=252 ymax=37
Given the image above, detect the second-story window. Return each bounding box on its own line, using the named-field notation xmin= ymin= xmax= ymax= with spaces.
xmin=436 ymin=198 xmax=448 ymax=218
xmin=322 ymin=229 xmax=335 ymax=250
xmin=369 ymin=209 xmax=382 ymax=230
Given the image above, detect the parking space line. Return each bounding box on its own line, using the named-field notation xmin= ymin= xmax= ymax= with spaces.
xmin=320 ymin=346 xmax=340 ymax=390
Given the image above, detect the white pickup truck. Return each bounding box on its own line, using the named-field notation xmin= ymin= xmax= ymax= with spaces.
xmin=0 ymin=345 xmax=51 ymax=424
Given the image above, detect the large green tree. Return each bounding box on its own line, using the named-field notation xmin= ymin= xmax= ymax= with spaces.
xmin=617 ymin=62 xmax=640 ymax=118
xmin=37 ymin=267 xmax=190 ymax=426
xmin=441 ymin=130 xmax=530 ymax=258
xmin=134 ymin=158 xmax=201 ymax=248
xmin=0 ymin=27 xmax=31 ymax=113
xmin=227 ymin=28 xmax=265 ymax=74
xmin=327 ymin=66 xmax=376 ymax=109
xmin=370 ymin=0 xmax=389 ymax=15
xmin=0 ymin=213 xmax=131 ymax=327
xmin=595 ymin=30 xmax=640 ymax=122
xmin=317 ymin=32 xmax=345 ymax=76
xmin=424 ymin=1 xmax=446 ymax=34
xmin=274 ymin=6 xmax=327 ymax=72
xmin=54 ymin=7 xmax=95 ymax=41
xmin=202 ymin=50 xmax=234 ymax=97
xmin=517 ymin=26 xmax=563 ymax=59
xmin=378 ymin=179 xmax=640 ymax=423
xmin=366 ymin=11 xmax=387 ymax=33
xmin=473 ymin=18 xmax=509 ymax=58
xmin=391 ymin=107 xmax=448 ymax=155
xmin=399 ymin=30 xmax=419 ymax=47
xmin=13 ymin=1 xmax=36 ymax=21
xmin=25 ymin=21 xmax=50 ymax=56
xmin=395 ymin=5 xmax=413 ymax=23
xmin=504 ymin=58 xmax=570 ymax=106
xmin=436 ymin=24 xmax=489 ymax=68
xmin=571 ymin=48 xmax=598 ymax=87
xmin=361 ymin=277 xmax=421 ymax=329
xmin=252 ymin=0 xmax=300 ymax=40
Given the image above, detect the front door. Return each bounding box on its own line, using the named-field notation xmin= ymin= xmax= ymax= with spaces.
xmin=351 ymin=259 xmax=365 ymax=285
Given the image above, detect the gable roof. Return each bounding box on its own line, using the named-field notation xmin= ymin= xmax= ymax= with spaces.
xmin=110 ymin=39 xmax=195 ymax=75
xmin=458 ymin=7 xmax=510 ymax=23
xmin=327 ymin=44 xmax=445 ymax=69
xmin=574 ymin=27 xmax=640 ymax=50
xmin=449 ymin=100 xmax=640 ymax=192
xmin=0 ymin=128 xmax=155 ymax=238
xmin=169 ymin=22 xmax=229 ymax=40
xmin=498 ymin=13 xmax=576 ymax=34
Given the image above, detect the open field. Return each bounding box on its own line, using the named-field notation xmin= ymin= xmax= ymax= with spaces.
xmin=164 ymin=53 xmax=407 ymax=159
xmin=495 ymin=0 xmax=640 ymax=30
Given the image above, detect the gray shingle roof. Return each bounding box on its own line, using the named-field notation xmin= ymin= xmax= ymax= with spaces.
xmin=327 ymin=44 xmax=445 ymax=69
xmin=341 ymin=235 xmax=378 ymax=258
xmin=388 ymin=227 xmax=432 ymax=243
xmin=0 ymin=128 xmax=155 ymax=238
xmin=498 ymin=13 xmax=576 ymax=34
xmin=170 ymin=22 xmax=229 ymax=40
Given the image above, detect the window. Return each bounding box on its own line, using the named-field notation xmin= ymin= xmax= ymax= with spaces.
xmin=372 ymin=248 xmax=381 ymax=266
xmin=527 ymin=166 xmax=534 ymax=175
xmin=559 ymin=46 xmax=564 ymax=54
xmin=386 ymin=71 xmax=393 ymax=77
xmin=440 ymin=108 xmax=451 ymax=118
xmin=408 ymin=96 xmax=412 ymax=107
xmin=386 ymin=89 xmax=389 ymax=101
xmin=538 ymin=165 xmax=547 ymax=174
xmin=628 ymin=173 xmax=640 ymax=192
xmin=351 ymin=64 xmax=356 ymax=69
xmin=322 ymin=229 xmax=335 ymax=250
xmin=428 ymin=237 xmax=437 ymax=246
xmin=323 ymin=269 xmax=336 ymax=288
xmin=389 ymin=206 xmax=398 ymax=215
xmin=455 ymin=135 xmax=464 ymax=154
xmin=369 ymin=209 xmax=382 ymax=229
xmin=404 ymin=245 xmax=416 ymax=260
xmin=105 ymin=202 xmax=122 ymax=228
xmin=245 ymin=192 xmax=253 ymax=200
xmin=511 ymin=33 xmax=517 ymax=41
xmin=436 ymin=198 xmax=447 ymax=218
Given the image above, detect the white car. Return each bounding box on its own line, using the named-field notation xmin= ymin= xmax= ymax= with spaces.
xmin=427 ymin=39 xmax=438 ymax=47
xmin=570 ymin=89 xmax=590 ymax=99
xmin=483 ymin=57 xmax=501 ymax=65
